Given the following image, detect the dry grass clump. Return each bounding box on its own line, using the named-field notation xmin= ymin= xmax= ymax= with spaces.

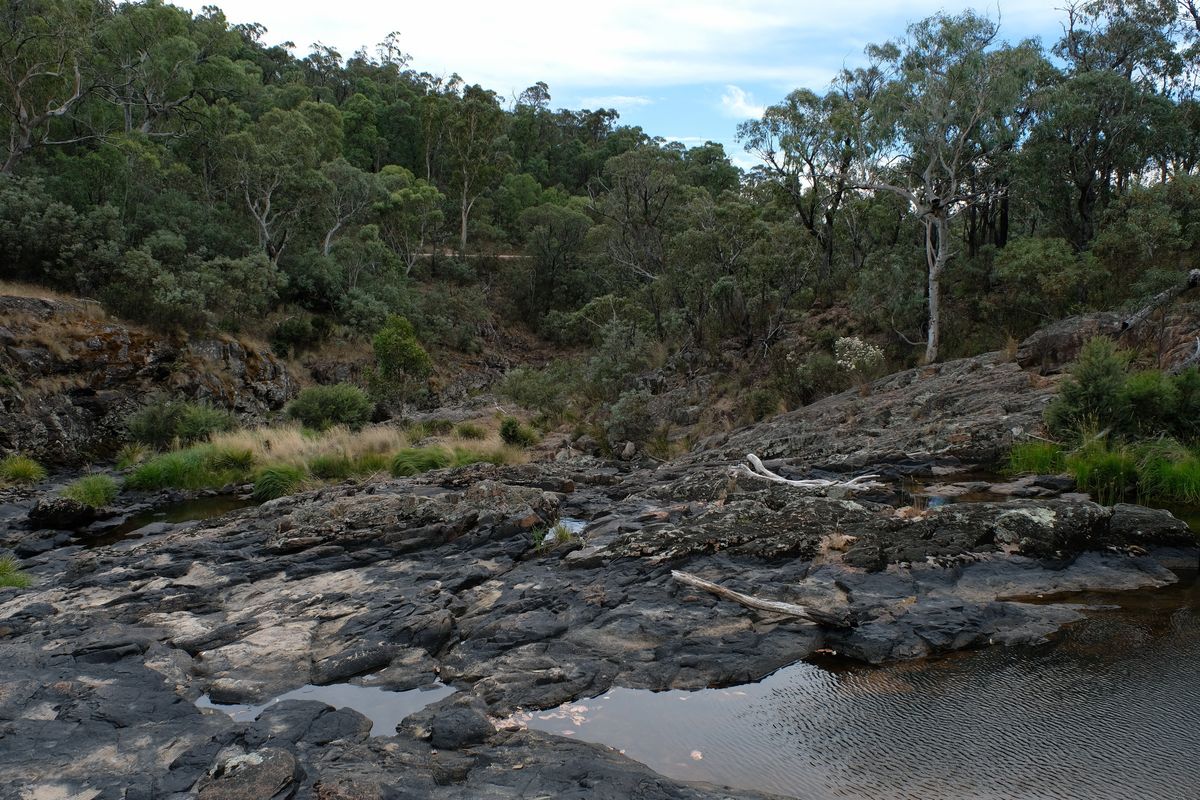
xmin=209 ymin=424 xmax=409 ymax=467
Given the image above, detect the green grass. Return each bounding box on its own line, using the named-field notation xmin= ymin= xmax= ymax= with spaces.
xmin=115 ymin=443 xmax=148 ymax=469
xmin=1135 ymin=443 xmax=1200 ymax=504
xmin=0 ymin=555 xmax=31 ymax=589
xmin=390 ymin=447 xmax=451 ymax=477
xmin=1066 ymin=441 xmax=1138 ymax=505
xmin=61 ymin=474 xmax=119 ymax=508
xmin=1007 ymin=441 xmax=1066 ymax=475
xmin=124 ymin=446 xmax=249 ymax=491
xmin=252 ymin=464 xmax=307 ymax=501
xmin=0 ymin=454 xmax=46 ymax=485
xmin=352 ymin=452 xmax=391 ymax=473
xmin=308 ymin=453 xmax=353 ymax=480
xmin=208 ymin=446 xmax=255 ymax=472
xmin=454 ymin=422 xmax=487 ymax=440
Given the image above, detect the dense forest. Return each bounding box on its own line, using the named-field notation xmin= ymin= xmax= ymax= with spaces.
xmin=2 ymin=0 xmax=1200 ymax=414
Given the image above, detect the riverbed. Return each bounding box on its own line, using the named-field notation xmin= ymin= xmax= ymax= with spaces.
xmin=525 ymin=572 xmax=1200 ymax=799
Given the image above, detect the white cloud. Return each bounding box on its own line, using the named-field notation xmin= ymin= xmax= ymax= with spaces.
xmin=204 ymin=0 xmax=1066 ymax=94
xmin=578 ymin=95 xmax=654 ymax=109
xmin=720 ymin=85 xmax=765 ymax=119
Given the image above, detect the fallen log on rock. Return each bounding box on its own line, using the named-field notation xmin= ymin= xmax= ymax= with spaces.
xmin=733 ymin=453 xmax=885 ymax=492
xmin=672 ymin=570 xmax=855 ymax=628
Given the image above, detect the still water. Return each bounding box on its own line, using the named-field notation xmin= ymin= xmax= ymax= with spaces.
xmin=526 ymin=575 xmax=1200 ymax=799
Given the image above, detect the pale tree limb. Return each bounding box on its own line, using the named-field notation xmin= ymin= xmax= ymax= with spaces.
xmin=733 ymin=454 xmax=885 ymax=492
xmin=1170 ymin=338 xmax=1200 ymax=375
xmin=672 ymin=570 xmax=854 ymax=628
xmin=1120 ymin=269 xmax=1200 ymax=334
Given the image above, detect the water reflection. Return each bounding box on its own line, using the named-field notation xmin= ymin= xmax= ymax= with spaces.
xmin=525 ymin=576 xmax=1200 ymax=799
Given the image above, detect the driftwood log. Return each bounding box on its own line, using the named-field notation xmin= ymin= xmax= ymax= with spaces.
xmin=732 ymin=453 xmax=885 ymax=492
xmin=672 ymin=570 xmax=855 ymax=628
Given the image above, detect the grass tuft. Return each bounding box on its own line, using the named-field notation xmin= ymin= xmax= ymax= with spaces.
xmin=61 ymin=474 xmax=119 ymax=508
xmin=390 ymin=447 xmax=451 ymax=477
xmin=1007 ymin=441 xmax=1066 ymax=475
xmin=252 ymin=464 xmax=307 ymax=501
xmin=454 ymin=422 xmax=487 ymax=440
xmin=0 ymin=454 xmax=47 ymax=485
xmin=0 ymin=554 xmax=32 ymax=589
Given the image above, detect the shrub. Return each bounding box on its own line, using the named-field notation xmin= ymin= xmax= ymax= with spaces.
xmin=372 ymin=315 xmax=433 ymax=401
xmin=1121 ymin=370 xmax=1179 ymax=435
xmin=308 ymin=453 xmax=353 ymax=480
xmin=271 ymin=314 xmax=325 ymax=356
xmin=499 ymin=417 xmax=539 ymax=447
xmin=390 ymin=447 xmax=451 ymax=476
xmin=0 ymin=555 xmax=32 ymax=589
xmin=834 ymin=336 xmax=885 ymax=380
xmin=425 ymin=418 xmax=453 ymax=435
xmin=126 ymin=400 xmax=235 ymax=449
xmin=583 ymin=320 xmax=656 ymax=401
xmin=286 ymin=384 xmax=373 ymax=431
xmin=771 ymin=349 xmax=845 ymax=407
xmin=252 ymin=465 xmax=306 ymax=501
xmin=604 ymin=390 xmax=655 ymax=447
xmin=1045 ymin=338 xmax=1132 ymax=438
xmin=0 ymin=454 xmax=46 ymax=485
xmin=61 ymin=474 xmax=119 ymax=508
xmin=499 ymin=362 xmax=576 ymax=416
xmin=743 ymin=388 xmax=781 ymax=422
xmin=1008 ymin=441 xmax=1066 ymax=475
xmin=455 ymin=422 xmax=487 ymax=440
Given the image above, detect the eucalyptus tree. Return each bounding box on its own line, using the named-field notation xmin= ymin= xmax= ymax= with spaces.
xmin=851 ymin=11 xmax=1041 ymax=362
xmin=739 ymin=63 xmax=882 ymax=286
xmin=0 ymin=0 xmax=108 ymax=174
xmin=444 ymin=84 xmax=510 ymax=254
xmin=375 ymin=164 xmax=445 ymax=275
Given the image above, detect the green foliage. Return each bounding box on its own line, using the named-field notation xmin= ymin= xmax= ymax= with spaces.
xmin=604 ymin=389 xmax=655 ymax=446
xmin=209 ymin=446 xmax=255 ymax=472
xmin=271 ymin=315 xmax=327 ymax=356
xmin=499 ymin=417 xmax=539 ymax=447
xmin=286 ymin=384 xmax=373 ymax=430
xmin=584 ymin=320 xmax=656 ymax=401
xmin=1136 ymin=444 xmax=1200 ymax=504
xmin=252 ymin=464 xmax=307 ymax=501
xmin=371 ymin=315 xmax=433 ymax=401
xmin=0 ymin=454 xmax=47 ymax=485
xmin=1046 ymin=339 xmax=1200 ymax=440
xmin=0 ymin=555 xmax=32 ymax=590
xmin=454 ymin=422 xmax=486 ymax=440
xmin=498 ymin=362 xmax=577 ymax=417
xmin=1045 ymin=338 xmax=1132 ymax=437
xmin=771 ymin=350 xmax=845 ymax=407
xmin=1008 ymin=441 xmax=1066 ymax=475
xmin=126 ymin=400 xmax=235 ymax=450
xmin=61 ymin=474 xmax=119 ymax=508
xmin=390 ymin=447 xmax=451 ymax=476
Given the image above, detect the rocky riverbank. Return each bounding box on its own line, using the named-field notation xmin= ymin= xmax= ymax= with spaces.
xmin=0 ymin=295 xmax=295 ymax=465
xmin=1 ymin=345 xmax=1198 ymax=799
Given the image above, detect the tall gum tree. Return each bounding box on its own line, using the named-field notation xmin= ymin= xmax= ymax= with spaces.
xmin=851 ymin=11 xmax=1041 ymax=362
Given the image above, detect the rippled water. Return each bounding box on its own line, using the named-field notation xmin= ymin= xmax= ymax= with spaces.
xmin=526 ymin=575 xmax=1200 ymax=799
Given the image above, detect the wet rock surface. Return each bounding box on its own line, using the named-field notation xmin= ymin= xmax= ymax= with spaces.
xmin=1 ymin=458 xmax=1195 ymax=799
xmin=2 ymin=342 xmax=1199 ymax=799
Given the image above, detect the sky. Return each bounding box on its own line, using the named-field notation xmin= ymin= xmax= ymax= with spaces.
xmin=204 ymin=0 xmax=1069 ymax=170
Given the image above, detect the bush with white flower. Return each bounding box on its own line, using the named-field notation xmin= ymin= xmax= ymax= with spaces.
xmin=834 ymin=336 xmax=885 ymax=382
